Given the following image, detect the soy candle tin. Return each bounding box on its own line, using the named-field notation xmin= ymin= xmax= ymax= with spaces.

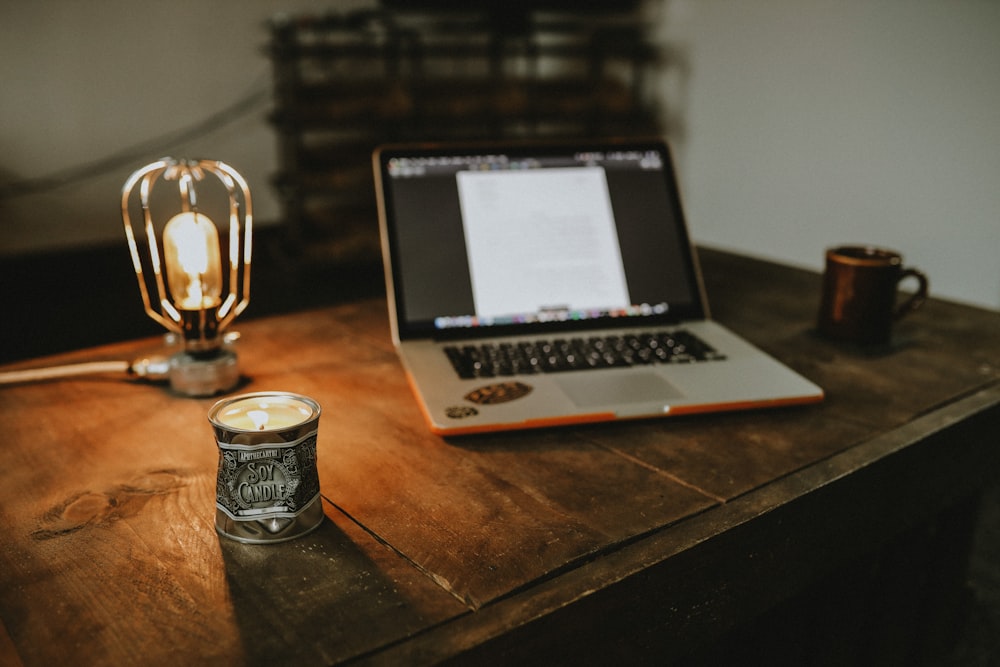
xmin=208 ymin=391 xmax=324 ymax=543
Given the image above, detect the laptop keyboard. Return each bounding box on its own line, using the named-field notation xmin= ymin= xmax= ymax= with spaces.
xmin=444 ymin=330 xmax=726 ymax=379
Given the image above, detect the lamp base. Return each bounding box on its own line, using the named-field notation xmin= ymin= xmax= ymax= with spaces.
xmin=169 ymin=348 xmax=239 ymax=397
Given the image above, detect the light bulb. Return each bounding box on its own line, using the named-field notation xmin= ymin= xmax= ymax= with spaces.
xmin=162 ymin=211 xmax=223 ymax=310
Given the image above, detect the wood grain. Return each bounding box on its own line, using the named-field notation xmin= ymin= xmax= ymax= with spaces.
xmin=1 ymin=247 xmax=997 ymax=665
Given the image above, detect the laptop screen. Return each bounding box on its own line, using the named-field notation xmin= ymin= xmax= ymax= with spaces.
xmin=375 ymin=140 xmax=705 ymax=341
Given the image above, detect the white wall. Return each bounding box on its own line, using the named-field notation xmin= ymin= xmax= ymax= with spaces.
xmin=665 ymin=0 xmax=1000 ymax=309
xmin=2 ymin=1 xmax=998 ymax=309
xmin=0 ymin=0 xmax=369 ymax=251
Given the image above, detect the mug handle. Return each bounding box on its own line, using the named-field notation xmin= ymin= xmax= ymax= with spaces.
xmin=894 ymin=268 xmax=929 ymax=320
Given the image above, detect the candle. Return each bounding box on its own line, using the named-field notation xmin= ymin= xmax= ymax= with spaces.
xmin=212 ymin=393 xmax=318 ymax=432
xmin=208 ymin=391 xmax=324 ymax=544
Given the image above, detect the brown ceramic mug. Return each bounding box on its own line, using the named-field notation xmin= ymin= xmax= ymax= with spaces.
xmin=817 ymin=246 xmax=929 ymax=345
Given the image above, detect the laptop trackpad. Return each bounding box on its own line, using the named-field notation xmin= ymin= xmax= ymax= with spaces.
xmin=557 ymin=372 xmax=684 ymax=408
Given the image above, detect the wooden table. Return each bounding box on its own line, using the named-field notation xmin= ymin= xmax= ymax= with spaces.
xmin=1 ymin=248 xmax=998 ymax=666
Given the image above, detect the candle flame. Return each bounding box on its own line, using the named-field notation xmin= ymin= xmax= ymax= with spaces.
xmin=247 ymin=410 xmax=269 ymax=431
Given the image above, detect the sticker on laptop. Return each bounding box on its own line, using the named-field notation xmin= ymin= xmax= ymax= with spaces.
xmin=464 ymin=382 xmax=534 ymax=406
xmin=445 ymin=405 xmax=479 ymax=419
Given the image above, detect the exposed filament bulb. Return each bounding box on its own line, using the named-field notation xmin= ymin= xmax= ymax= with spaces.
xmin=163 ymin=211 xmax=223 ymax=311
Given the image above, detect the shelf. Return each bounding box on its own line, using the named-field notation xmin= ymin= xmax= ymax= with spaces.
xmin=267 ymin=4 xmax=665 ymax=265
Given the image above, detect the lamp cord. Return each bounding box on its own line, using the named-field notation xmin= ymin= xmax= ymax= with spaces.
xmin=0 ymin=361 xmax=131 ymax=384
xmin=0 ymin=355 xmax=173 ymax=386
xmin=0 ymin=334 xmax=238 ymax=386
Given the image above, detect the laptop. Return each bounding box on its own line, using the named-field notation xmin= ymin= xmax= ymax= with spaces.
xmin=373 ymin=138 xmax=823 ymax=435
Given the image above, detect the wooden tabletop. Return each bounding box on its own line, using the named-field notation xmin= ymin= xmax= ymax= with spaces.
xmin=1 ymin=247 xmax=998 ymax=666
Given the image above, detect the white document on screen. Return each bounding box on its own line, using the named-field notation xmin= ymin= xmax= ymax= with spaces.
xmin=456 ymin=167 xmax=631 ymax=319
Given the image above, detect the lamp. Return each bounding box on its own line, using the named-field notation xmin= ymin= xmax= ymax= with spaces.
xmin=121 ymin=158 xmax=252 ymax=396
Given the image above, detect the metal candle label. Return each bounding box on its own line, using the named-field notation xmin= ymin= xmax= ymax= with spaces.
xmin=214 ymin=432 xmax=320 ymax=521
xmin=208 ymin=392 xmax=324 ymax=543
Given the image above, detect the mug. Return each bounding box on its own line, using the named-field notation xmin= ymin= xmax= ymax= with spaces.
xmin=817 ymin=245 xmax=928 ymax=345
